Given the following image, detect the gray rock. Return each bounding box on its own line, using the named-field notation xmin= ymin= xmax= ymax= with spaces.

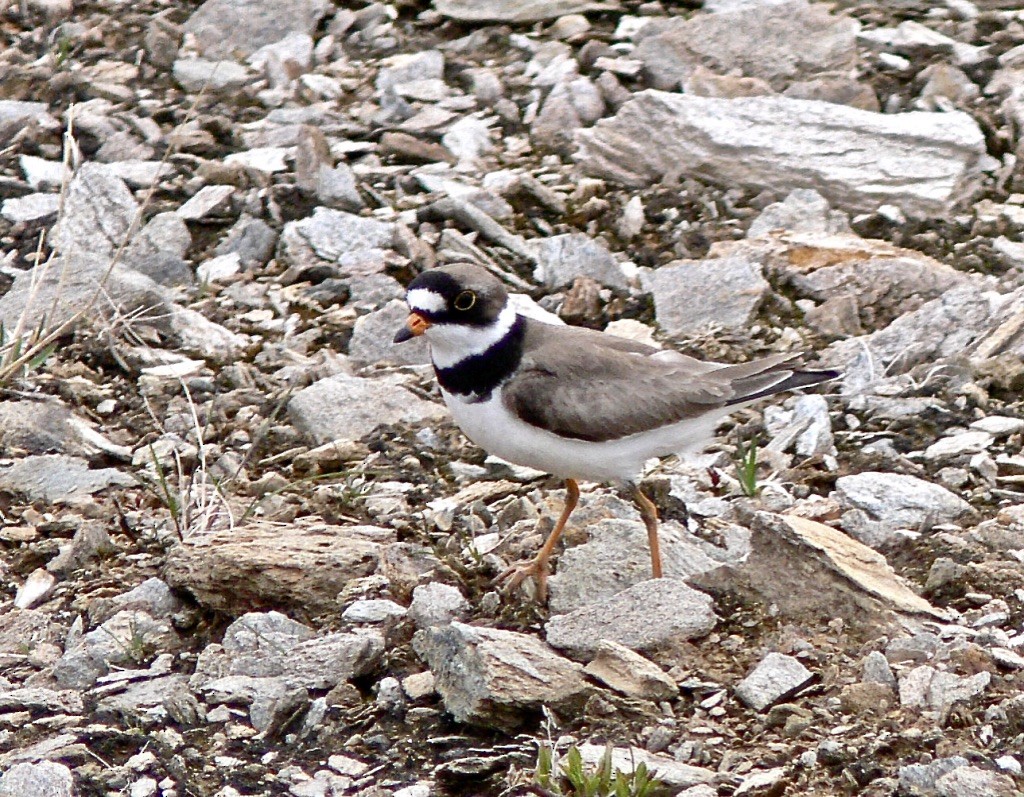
xmin=0 ymin=100 xmax=56 ymax=145
xmin=583 ymin=640 xmax=679 ymax=701
xmin=0 ymin=193 xmax=59 ymax=224
xmin=105 ymin=160 xmax=173 ymax=189
xmin=200 ymin=674 xmax=307 ymax=733
xmin=548 ymin=518 xmax=747 ymax=614
xmin=691 ymin=513 xmax=944 ymax=625
xmin=747 ymin=189 xmax=851 ymax=238
xmin=348 ymin=300 xmax=430 ymax=367
xmin=279 ymin=207 xmax=395 ymax=274
xmin=924 ymin=431 xmax=993 ymax=462
xmin=825 ymin=284 xmax=1005 ymax=392
xmin=862 ymin=651 xmax=897 ymax=688
xmin=971 ymin=416 xmax=1024 ymax=437
xmin=0 ymin=687 xmax=83 ymax=714
xmin=834 ymin=472 xmax=975 ymax=548
xmin=576 ymin=744 xmax=714 ymax=791
xmin=51 ymin=163 xmax=138 ymax=258
xmin=764 ymin=394 xmax=835 ymax=458
xmin=183 ymin=0 xmax=330 ymax=59
xmin=215 ymin=214 xmax=278 ymax=267
xmin=885 ymin=633 xmax=941 ymax=665
xmin=634 ymin=1 xmax=859 ymax=90
xmin=408 ymin=583 xmax=471 ymax=629
xmin=532 ymin=77 xmax=605 ymax=154
xmin=0 ymin=454 xmax=133 ymax=503
xmin=177 ymin=185 xmax=235 ymax=220
xmin=0 ymin=762 xmax=74 ymax=797
xmin=53 ymin=609 xmax=180 ymax=689
xmin=95 ymin=674 xmax=190 ymax=725
xmin=734 ymin=652 xmax=814 ymax=711
xmin=19 ymin=155 xmax=67 ymax=190
xmin=123 ymin=212 xmax=193 ymax=287
xmin=377 ymin=51 xmax=445 ymax=95
xmin=545 ymin=579 xmax=717 ymax=659
xmin=642 ymin=254 xmax=770 ymax=336
xmin=288 ymin=374 xmax=446 ymax=445
xmin=0 ymin=399 xmax=129 ymax=459
xmin=342 ymin=599 xmax=407 ymax=623
xmin=898 ymin=666 xmax=990 ymax=715
xmin=414 ymin=621 xmax=588 ymax=729
xmin=313 ymin=163 xmax=364 ymax=211
xmin=899 ymin=757 xmax=968 ymax=796
xmin=192 ymin=611 xmax=384 ymax=691
xmin=530 ymin=233 xmax=626 ymax=290
xmin=935 ymin=766 xmax=1019 ymax=797
xmin=172 ymin=57 xmax=253 ymax=92
xmin=47 ymin=523 xmax=116 ymax=575
xmin=575 ymin=91 xmax=986 ymax=217
xmin=433 ymin=0 xmax=615 ymax=23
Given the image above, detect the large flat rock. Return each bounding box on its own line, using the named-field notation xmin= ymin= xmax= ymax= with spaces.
xmin=545 ymin=578 xmax=717 ymax=660
xmin=414 ymin=621 xmax=588 ymax=729
xmin=163 ymin=520 xmax=389 ymax=615
xmin=575 ymin=91 xmax=986 ymax=217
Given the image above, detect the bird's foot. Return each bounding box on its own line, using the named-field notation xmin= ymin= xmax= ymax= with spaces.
xmin=493 ymin=556 xmax=551 ymax=602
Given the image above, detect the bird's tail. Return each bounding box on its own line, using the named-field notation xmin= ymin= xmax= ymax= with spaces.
xmin=720 ymin=353 xmax=840 ymax=406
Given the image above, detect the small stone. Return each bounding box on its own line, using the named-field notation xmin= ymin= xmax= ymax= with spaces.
xmin=173 ymin=58 xmax=251 ymax=92
xmin=0 ymin=193 xmax=60 ymax=223
xmin=177 ymin=185 xmax=235 ymax=220
xmin=899 ymin=757 xmax=968 ymax=797
xmin=839 ymin=681 xmax=895 ymax=715
xmin=583 ymin=640 xmax=679 ymax=701
xmin=288 ymin=374 xmax=446 ymax=446
xmin=862 ymin=650 xmax=897 ymax=688
xmin=642 ymin=255 xmax=770 ymax=337
xmin=413 ymin=621 xmax=588 ymax=729
xmin=401 ymin=671 xmax=436 ymax=700
xmin=342 ymin=599 xmax=407 ymax=624
xmin=735 ymin=653 xmax=814 ymax=712
xmin=924 ymin=431 xmax=993 ymax=462
xmin=407 ymin=583 xmax=471 ymax=629
xmin=970 ymin=416 xmax=1024 ymax=437
xmin=530 ymin=232 xmax=626 ymax=290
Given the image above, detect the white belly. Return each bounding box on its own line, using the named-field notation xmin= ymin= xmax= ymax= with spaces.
xmin=441 ymin=387 xmax=730 ymax=483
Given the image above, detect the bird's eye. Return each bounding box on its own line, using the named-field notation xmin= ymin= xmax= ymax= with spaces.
xmin=454 ymin=290 xmax=477 ymax=311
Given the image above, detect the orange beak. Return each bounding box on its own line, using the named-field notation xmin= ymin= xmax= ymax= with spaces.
xmin=394 ymin=312 xmax=432 ymax=343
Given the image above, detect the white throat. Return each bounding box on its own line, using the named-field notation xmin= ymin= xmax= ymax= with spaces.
xmin=426 ymin=304 xmax=518 ymax=369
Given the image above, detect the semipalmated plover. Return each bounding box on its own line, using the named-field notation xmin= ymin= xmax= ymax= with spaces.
xmin=395 ymin=263 xmax=837 ymax=600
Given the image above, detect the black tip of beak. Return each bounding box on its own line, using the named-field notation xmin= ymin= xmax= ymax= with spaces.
xmin=393 ymin=326 xmax=414 ymax=344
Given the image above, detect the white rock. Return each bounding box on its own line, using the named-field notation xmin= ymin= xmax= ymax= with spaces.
xmin=924 ymin=430 xmax=993 ymax=462
xmin=341 ymin=599 xmax=407 ymax=624
xmin=735 ymin=652 xmax=814 ymax=711
xmin=970 ymin=416 xmax=1024 ymax=437
xmin=178 ymin=185 xmax=235 ymax=220
xmin=197 ymin=253 xmax=242 ymax=283
xmin=0 ymin=193 xmax=59 ymax=223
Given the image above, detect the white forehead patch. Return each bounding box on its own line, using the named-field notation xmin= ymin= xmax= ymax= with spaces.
xmin=407 ymin=288 xmax=447 ymax=314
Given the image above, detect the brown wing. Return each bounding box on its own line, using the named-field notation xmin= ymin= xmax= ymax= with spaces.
xmin=504 ymin=322 xmax=834 ymax=442
xmin=503 ymin=325 xmax=735 ymax=442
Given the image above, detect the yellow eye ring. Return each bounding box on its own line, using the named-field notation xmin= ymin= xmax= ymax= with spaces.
xmin=454 ymin=290 xmax=477 ymax=311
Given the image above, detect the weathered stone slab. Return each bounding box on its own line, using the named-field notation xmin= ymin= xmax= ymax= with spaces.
xmin=575 ymin=91 xmax=986 ymax=216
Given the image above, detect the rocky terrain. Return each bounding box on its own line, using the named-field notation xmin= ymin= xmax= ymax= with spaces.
xmin=2 ymin=0 xmax=1024 ymax=795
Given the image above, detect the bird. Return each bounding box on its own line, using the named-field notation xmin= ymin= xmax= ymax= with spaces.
xmin=394 ymin=263 xmax=838 ymax=601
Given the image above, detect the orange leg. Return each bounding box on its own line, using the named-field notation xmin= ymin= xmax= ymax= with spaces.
xmin=630 ymin=483 xmax=663 ymax=579
xmin=494 ymin=478 xmax=580 ymax=602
